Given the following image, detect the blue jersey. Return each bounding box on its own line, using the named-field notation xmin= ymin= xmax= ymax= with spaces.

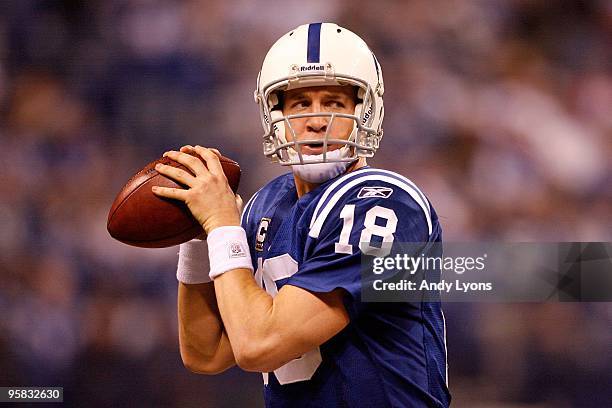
xmin=241 ymin=167 xmax=450 ymax=408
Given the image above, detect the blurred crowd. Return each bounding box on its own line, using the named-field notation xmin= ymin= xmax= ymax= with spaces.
xmin=0 ymin=1 xmax=610 ymax=407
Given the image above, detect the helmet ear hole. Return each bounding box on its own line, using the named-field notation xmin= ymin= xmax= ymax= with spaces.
xmin=354 ymin=103 xmax=363 ymax=124
xmin=354 ymin=87 xmax=365 ymax=128
xmin=268 ymin=93 xmax=279 ymax=108
xmin=270 ymin=110 xmax=286 ymax=143
xmin=357 ymin=88 xmax=365 ymax=100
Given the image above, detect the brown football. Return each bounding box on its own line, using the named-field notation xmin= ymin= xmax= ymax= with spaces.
xmin=107 ymin=153 xmax=241 ymax=248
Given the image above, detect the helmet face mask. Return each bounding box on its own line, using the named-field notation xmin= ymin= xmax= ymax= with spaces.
xmin=255 ymin=23 xmax=384 ymax=169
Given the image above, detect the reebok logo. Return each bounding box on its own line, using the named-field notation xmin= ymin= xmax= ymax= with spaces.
xmin=357 ymin=186 xmax=393 ymax=199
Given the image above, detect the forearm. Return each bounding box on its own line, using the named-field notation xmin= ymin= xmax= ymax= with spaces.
xmin=178 ymin=282 xmax=235 ymax=373
xmin=213 ymin=269 xmax=346 ymax=372
xmin=213 ymin=270 xmax=280 ymax=360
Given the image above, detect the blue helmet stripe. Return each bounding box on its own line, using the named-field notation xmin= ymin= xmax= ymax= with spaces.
xmin=307 ymin=23 xmax=322 ymax=63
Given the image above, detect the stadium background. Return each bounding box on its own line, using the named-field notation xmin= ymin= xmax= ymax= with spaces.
xmin=0 ymin=1 xmax=610 ymax=406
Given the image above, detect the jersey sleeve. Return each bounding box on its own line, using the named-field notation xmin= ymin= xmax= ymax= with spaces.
xmin=285 ymin=179 xmax=432 ymax=315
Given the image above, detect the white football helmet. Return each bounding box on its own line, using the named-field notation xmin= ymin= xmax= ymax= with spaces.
xmin=254 ymin=23 xmax=384 ymax=182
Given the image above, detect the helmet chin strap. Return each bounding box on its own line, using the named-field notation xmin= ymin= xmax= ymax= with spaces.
xmin=291 ymin=148 xmax=356 ymax=183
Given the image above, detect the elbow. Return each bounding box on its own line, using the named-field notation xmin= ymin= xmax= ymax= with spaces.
xmin=233 ymin=346 xmax=261 ymax=372
xmin=233 ymin=342 xmax=285 ymax=373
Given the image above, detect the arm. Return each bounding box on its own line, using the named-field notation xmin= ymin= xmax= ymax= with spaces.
xmin=170 ymin=163 xmax=244 ymax=375
xmin=214 ymin=270 xmax=349 ymax=372
xmin=153 ymin=146 xmax=349 ymax=372
xmin=177 ymin=282 xmax=236 ymax=374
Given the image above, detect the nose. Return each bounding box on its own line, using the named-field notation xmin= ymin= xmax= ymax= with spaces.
xmin=305 ymin=108 xmax=329 ymax=134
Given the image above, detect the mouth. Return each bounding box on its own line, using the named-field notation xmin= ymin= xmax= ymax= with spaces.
xmin=300 ymin=141 xmax=326 ymax=155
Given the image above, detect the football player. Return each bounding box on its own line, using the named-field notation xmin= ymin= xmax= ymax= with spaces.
xmin=153 ymin=23 xmax=450 ymax=408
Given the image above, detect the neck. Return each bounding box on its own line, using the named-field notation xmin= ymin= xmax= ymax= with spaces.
xmin=294 ymin=158 xmax=367 ymax=197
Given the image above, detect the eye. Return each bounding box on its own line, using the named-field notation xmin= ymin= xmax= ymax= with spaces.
xmin=290 ymin=99 xmax=310 ymax=109
xmin=326 ymin=100 xmax=346 ymax=109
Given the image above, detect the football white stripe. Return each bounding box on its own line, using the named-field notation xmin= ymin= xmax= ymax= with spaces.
xmin=310 ymin=168 xmax=382 ymax=228
xmin=262 ymin=253 xmax=299 ymax=281
xmin=309 ymin=174 xmax=432 ymax=238
xmin=442 ymin=309 xmax=449 ymax=386
xmin=311 ymin=168 xmax=430 ymax=228
xmin=241 ymin=189 xmax=262 ymax=226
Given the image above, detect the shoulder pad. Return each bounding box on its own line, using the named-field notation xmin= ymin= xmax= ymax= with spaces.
xmin=309 ymin=168 xmax=432 ymax=238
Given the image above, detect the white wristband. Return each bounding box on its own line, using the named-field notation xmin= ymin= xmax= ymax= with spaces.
xmin=176 ymin=239 xmax=211 ymax=284
xmin=207 ymin=226 xmax=253 ymax=280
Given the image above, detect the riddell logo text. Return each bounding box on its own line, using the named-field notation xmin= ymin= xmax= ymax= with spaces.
xmin=263 ymin=113 xmax=279 ymax=132
xmin=362 ymin=106 xmax=372 ymax=124
xmin=300 ymin=65 xmax=325 ymax=71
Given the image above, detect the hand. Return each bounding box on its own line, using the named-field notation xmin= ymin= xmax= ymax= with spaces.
xmin=152 ymin=145 xmax=241 ymax=235
xmin=195 ymin=194 xmax=242 ymax=240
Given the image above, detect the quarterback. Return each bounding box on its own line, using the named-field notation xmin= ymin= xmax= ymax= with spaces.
xmin=153 ymin=23 xmax=450 ymax=408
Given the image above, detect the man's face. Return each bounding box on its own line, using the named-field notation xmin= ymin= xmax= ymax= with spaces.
xmin=281 ymin=85 xmax=357 ymax=155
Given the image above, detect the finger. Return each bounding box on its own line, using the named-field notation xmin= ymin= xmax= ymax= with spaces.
xmin=151 ymin=185 xmax=189 ymax=201
xmin=194 ymin=146 xmax=224 ymax=176
xmin=180 ymin=145 xmax=195 ymax=153
xmin=209 ymin=148 xmax=221 ymax=158
xmin=163 ymin=150 xmax=207 ymax=175
xmin=155 ymin=162 xmax=197 ymax=186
